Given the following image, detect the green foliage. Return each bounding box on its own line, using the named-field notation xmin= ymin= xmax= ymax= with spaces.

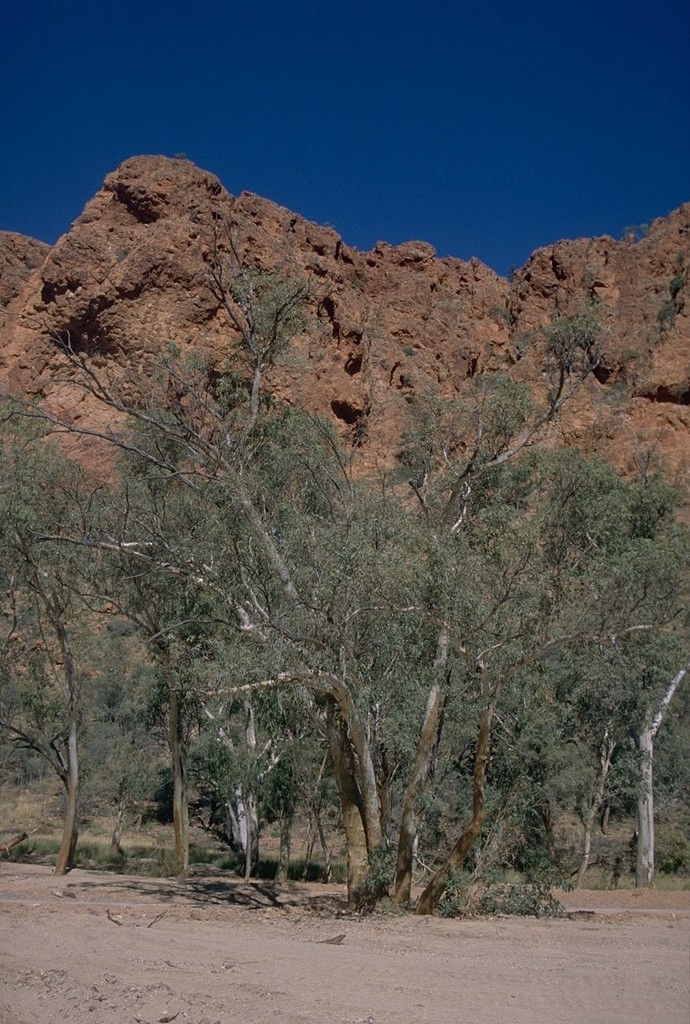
xmin=1 ymin=246 xmax=688 ymax=902
xmin=357 ymin=847 xmax=396 ymax=912
xmin=488 ymin=304 xmax=513 ymax=327
xmin=6 ymin=836 xmax=59 ymax=861
xmin=399 ymin=375 xmax=534 ymax=500
xmin=83 ymin=630 xmax=162 ymax=817
xmin=436 ymin=868 xmax=568 ymax=918
xmin=230 ymin=268 xmax=309 ymax=363
xmin=658 ymin=301 xmax=676 ymax=329
xmin=472 ymin=882 xmax=565 ymax=918
xmin=656 ymin=824 xmax=690 ymax=875
xmin=73 ymin=841 xmax=126 ymax=867
xmin=669 ymin=274 xmax=684 ymax=300
xmin=542 ymin=303 xmax=602 ymax=375
xmin=436 ymin=872 xmax=470 ymax=917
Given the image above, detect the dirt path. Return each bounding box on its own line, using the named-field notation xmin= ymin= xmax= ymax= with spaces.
xmin=1 ymin=864 xmax=688 ymax=1024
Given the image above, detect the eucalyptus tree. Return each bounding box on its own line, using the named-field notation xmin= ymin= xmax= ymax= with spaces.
xmin=11 ymin=242 xmax=391 ymax=898
xmin=390 ymin=303 xmax=605 ymax=911
xmin=9 ymin=218 xmax=435 ymax=903
xmin=402 ymin=434 xmax=688 ymax=910
xmin=651 ymin=674 xmax=690 ymax=873
xmin=85 ymin=624 xmax=161 ymax=856
xmin=633 ymin=651 xmax=688 ymax=887
xmin=0 ymin=418 xmax=100 ymax=873
xmin=90 ymin=456 xmax=227 ymax=876
xmin=11 ymin=254 xmax=620 ymax=909
xmin=215 ymin=418 xmax=432 ymax=899
xmin=408 ymin=451 xmax=567 ymax=914
xmin=1 ymin=223 xmax=312 ymax=875
xmin=536 ymin=453 xmax=690 ymax=886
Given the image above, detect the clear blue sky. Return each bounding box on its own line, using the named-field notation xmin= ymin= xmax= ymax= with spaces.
xmin=2 ymin=0 xmax=688 ymax=276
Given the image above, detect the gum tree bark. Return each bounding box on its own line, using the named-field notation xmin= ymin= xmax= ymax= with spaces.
xmin=326 ymin=702 xmax=371 ymax=908
xmin=635 ymin=662 xmax=688 ymax=887
xmin=241 ymin=700 xmax=259 ymax=879
xmin=393 ymin=629 xmax=448 ymax=904
xmin=415 ymin=700 xmax=494 ymax=915
xmin=54 ymin=708 xmax=80 ymax=875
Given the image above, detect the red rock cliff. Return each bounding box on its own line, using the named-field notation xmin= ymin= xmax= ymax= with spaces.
xmin=0 ymin=156 xmax=687 ymax=504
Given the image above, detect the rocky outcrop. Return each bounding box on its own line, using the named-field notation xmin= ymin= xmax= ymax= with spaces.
xmin=0 ymin=232 xmax=50 ymax=309
xmin=0 ymin=156 xmax=688 ymax=505
xmin=508 ymin=206 xmax=689 ymax=484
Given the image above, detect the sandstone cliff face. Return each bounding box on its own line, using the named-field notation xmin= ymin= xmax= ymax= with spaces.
xmin=0 ymin=232 xmax=51 ymax=309
xmin=509 ymin=206 xmax=689 ymax=484
xmin=0 ymin=156 xmax=688 ymax=503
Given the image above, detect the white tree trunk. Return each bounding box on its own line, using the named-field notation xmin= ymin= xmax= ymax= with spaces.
xmin=635 ymin=662 xmax=688 ymax=888
xmin=242 ymin=701 xmax=259 ymax=878
xmin=635 ymin=724 xmax=655 ymax=887
xmin=393 ymin=627 xmax=448 ymax=904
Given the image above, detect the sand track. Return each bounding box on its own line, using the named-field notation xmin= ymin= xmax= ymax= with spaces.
xmin=1 ymin=864 xmax=688 ymax=1024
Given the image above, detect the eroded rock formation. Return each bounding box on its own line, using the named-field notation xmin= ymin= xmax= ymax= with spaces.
xmin=0 ymin=155 xmax=687 ymax=504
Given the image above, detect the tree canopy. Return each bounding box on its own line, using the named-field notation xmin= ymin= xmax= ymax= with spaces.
xmin=1 ymin=268 xmax=688 ymax=910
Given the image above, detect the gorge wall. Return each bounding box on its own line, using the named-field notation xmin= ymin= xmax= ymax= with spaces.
xmin=0 ymin=155 xmax=688 ymax=507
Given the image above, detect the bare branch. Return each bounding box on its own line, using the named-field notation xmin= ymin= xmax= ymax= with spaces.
xmin=650 ymin=661 xmax=688 ymax=739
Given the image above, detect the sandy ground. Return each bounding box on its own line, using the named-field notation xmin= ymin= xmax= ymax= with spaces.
xmin=1 ymin=863 xmax=689 ymax=1024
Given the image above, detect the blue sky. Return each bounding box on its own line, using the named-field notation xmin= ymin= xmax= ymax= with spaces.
xmin=2 ymin=0 xmax=688 ymax=276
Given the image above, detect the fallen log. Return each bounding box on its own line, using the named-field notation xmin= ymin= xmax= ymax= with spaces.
xmin=0 ymin=831 xmax=29 ymax=857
